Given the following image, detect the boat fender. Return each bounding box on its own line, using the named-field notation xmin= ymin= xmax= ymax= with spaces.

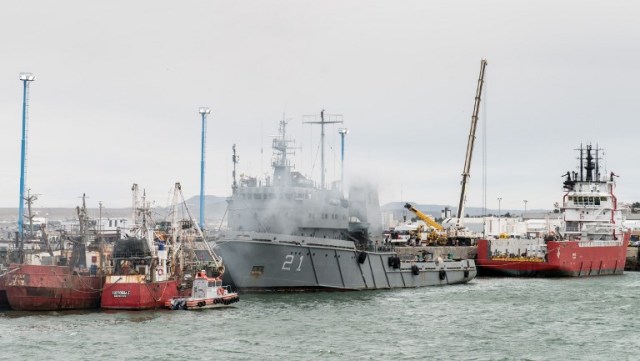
xmin=198 ymin=301 xmax=205 ymax=307
xmin=157 ymin=267 xmax=164 ymax=276
xmin=411 ymin=265 xmax=419 ymax=276
xmin=217 ymin=287 xmax=225 ymax=296
xmin=439 ymin=269 xmax=446 ymax=281
xmin=388 ymin=257 xmax=395 ymax=267
xmin=394 ymin=257 xmax=401 ymax=269
xmin=357 ymin=252 xmax=367 ymax=264
xmin=463 ymin=270 xmax=469 ymax=278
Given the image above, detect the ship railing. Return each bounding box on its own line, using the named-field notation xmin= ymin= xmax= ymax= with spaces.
xmin=579 ymin=215 xmax=612 ymax=222
xmin=582 ymin=224 xmax=617 ymax=235
xmin=565 ymin=223 xmax=619 ymax=235
xmin=564 ymin=214 xmax=611 ymax=223
xmin=578 ymin=240 xmax=623 ymax=247
xmin=112 ymin=251 xmax=153 ymax=260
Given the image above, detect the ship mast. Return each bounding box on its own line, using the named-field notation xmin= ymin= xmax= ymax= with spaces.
xmin=457 ymin=59 xmax=488 ymax=227
xmin=131 ymin=183 xmax=139 ymax=225
xmin=272 ymin=117 xmax=295 ymax=186
xmin=24 ymin=189 xmax=38 ymax=241
xmin=303 ymin=110 xmax=343 ymax=189
xmin=76 ymin=193 xmax=89 ymax=245
xmin=232 ymin=144 xmax=239 ymax=194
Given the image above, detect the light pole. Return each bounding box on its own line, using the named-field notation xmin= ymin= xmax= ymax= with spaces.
xmin=98 ymin=201 xmax=103 ymax=236
xmin=338 ymin=128 xmax=348 ymax=196
xmin=199 ymin=107 xmax=211 ymax=232
xmin=497 ymin=197 xmax=502 ymax=236
xmin=18 ymin=72 xmax=35 ymax=262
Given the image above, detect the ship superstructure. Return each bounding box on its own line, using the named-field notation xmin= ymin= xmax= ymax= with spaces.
xmin=227 ymin=118 xmax=349 ymax=240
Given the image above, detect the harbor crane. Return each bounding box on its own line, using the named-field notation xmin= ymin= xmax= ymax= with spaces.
xmin=456 ymin=59 xmax=487 ymax=229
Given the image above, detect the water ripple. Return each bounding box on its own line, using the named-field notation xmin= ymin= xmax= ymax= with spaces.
xmin=1 ymin=273 xmax=638 ymax=360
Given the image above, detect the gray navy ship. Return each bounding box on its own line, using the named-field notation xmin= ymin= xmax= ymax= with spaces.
xmin=215 ymin=112 xmax=476 ymax=292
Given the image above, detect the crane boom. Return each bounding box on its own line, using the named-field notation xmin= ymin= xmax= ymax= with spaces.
xmin=404 ymin=203 xmax=444 ymax=231
xmin=457 ymin=59 xmax=487 ymax=227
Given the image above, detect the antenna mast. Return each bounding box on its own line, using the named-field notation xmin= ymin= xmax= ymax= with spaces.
xmin=131 ymin=183 xmax=139 ymax=225
xmin=303 ymin=110 xmax=343 ymax=189
xmin=457 ymin=59 xmax=488 ymax=227
xmin=232 ymin=144 xmax=239 ymax=193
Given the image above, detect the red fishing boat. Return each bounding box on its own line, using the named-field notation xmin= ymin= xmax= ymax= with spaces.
xmin=476 ymin=144 xmax=629 ymax=277
xmin=4 ymin=195 xmax=108 ymax=311
xmin=4 ymin=264 xmax=103 ymax=311
xmin=99 ymin=236 xmax=189 ymax=310
xmin=101 ymin=183 xmax=224 ymax=310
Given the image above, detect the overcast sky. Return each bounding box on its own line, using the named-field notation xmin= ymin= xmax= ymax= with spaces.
xmin=1 ymin=0 xmax=639 ymax=212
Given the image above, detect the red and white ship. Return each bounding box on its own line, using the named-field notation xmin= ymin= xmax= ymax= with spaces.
xmin=100 ymin=236 xmax=188 ymax=310
xmin=476 ymin=144 xmax=629 ymax=277
xmin=101 ymin=183 xmax=224 ymax=310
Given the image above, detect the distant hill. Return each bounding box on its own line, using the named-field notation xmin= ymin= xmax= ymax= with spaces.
xmin=1 ymin=196 xmax=547 ymax=224
xmin=381 ymin=201 xmax=549 ymax=218
xmin=0 ymin=195 xmax=230 ymax=223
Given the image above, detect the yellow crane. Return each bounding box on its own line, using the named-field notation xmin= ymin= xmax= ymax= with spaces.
xmin=403 ymin=203 xmax=444 ymax=231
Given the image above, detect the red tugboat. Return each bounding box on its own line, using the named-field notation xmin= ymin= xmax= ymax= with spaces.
xmin=101 ymin=183 xmax=224 ymax=310
xmin=166 ymin=270 xmax=239 ymax=310
xmin=476 ymin=144 xmax=629 ymax=277
xmin=4 ymin=195 xmax=107 ymax=311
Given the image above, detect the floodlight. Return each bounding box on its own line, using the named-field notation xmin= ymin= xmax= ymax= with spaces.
xmin=19 ymin=73 xmax=35 ymax=81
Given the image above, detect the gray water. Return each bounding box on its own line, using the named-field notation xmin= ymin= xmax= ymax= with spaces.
xmin=1 ymin=273 xmax=638 ymax=361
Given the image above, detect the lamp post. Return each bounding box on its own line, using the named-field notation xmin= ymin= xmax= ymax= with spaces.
xmin=199 ymin=107 xmax=211 ymax=232
xmin=98 ymin=201 xmax=103 ymax=236
xmin=17 ymin=73 xmax=35 ymax=262
xmin=497 ymin=197 xmax=502 ymax=236
xmin=338 ymin=128 xmax=348 ymax=196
